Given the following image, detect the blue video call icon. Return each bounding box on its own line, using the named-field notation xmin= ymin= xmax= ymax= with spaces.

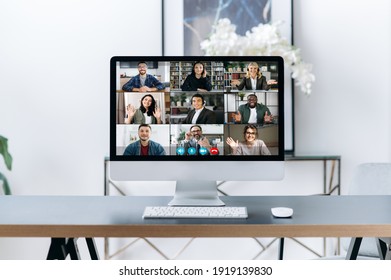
xmin=176 ymin=147 xmax=185 ymax=155
xmin=199 ymin=147 xmax=208 ymax=155
xmin=187 ymin=147 xmax=196 ymax=155
xmin=176 ymin=146 xmax=208 ymax=156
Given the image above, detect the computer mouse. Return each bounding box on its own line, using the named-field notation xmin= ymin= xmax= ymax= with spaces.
xmin=271 ymin=207 xmax=293 ymax=218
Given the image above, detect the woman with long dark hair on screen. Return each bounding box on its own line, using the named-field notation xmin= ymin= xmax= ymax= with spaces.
xmin=226 ymin=124 xmax=271 ymax=155
xmin=125 ymin=94 xmax=162 ymax=124
xmin=181 ymin=61 xmax=212 ymax=92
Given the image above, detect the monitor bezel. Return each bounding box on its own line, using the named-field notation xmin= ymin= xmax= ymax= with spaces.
xmin=110 ymin=56 xmax=284 ymax=162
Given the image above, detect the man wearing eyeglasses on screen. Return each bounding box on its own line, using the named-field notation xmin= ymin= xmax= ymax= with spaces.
xmin=122 ymin=61 xmax=165 ymax=92
xmin=181 ymin=125 xmax=216 ymax=156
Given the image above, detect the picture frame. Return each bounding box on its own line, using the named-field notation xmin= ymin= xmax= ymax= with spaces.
xmin=162 ymin=0 xmax=294 ymax=153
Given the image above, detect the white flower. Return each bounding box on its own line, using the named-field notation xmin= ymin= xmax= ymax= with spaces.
xmin=200 ymin=19 xmax=315 ymax=95
xmin=291 ymin=62 xmax=315 ymax=95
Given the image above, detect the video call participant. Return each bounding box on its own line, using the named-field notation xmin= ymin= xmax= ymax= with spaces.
xmin=231 ymin=62 xmax=277 ymax=90
xmin=233 ymin=94 xmax=273 ymax=125
xmin=182 ymin=125 xmax=213 ymax=156
xmin=125 ymin=94 xmax=162 ymax=124
xmin=226 ymin=124 xmax=271 ymax=155
xmin=123 ymin=124 xmax=166 ymax=156
xmin=181 ymin=61 xmax=212 ymax=92
xmin=181 ymin=93 xmax=216 ymax=124
xmin=122 ymin=61 xmax=165 ymax=92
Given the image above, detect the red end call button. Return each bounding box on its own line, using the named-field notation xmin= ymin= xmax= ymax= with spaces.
xmin=210 ymin=147 xmax=219 ymax=155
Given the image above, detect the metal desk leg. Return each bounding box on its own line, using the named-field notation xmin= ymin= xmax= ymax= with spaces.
xmin=376 ymin=238 xmax=391 ymax=260
xmin=86 ymin=238 xmax=100 ymax=260
xmin=47 ymin=237 xmax=99 ymax=260
xmin=66 ymin=238 xmax=81 ymax=260
xmin=47 ymin=238 xmax=67 ymax=260
xmin=47 ymin=238 xmax=80 ymax=260
xmin=278 ymin=238 xmax=284 ymax=260
xmin=386 ymin=245 xmax=391 ymax=260
xmin=345 ymin=237 xmax=362 ymax=260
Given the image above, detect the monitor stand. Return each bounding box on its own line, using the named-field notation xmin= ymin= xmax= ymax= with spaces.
xmin=168 ymin=180 xmax=225 ymax=206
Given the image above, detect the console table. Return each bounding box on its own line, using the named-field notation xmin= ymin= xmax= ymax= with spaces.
xmin=285 ymin=154 xmax=341 ymax=195
xmin=0 ymin=195 xmax=390 ymax=260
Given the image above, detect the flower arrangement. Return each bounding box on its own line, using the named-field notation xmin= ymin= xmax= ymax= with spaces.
xmin=200 ymin=18 xmax=315 ymax=95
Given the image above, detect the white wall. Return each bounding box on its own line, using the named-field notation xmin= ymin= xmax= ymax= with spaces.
xmin=0 ymin=0 xmax=390 ymax=259
xmin=293 ymin=0 xmax=391 ymax=193
xmin=0 ymin=0 xmax=162 ymax=260
xmin=0 ymin=0 xmax=162 ymax=195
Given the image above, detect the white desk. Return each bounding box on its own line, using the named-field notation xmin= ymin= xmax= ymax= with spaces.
xmin=0 ymin=195 xmax=390 ymax=259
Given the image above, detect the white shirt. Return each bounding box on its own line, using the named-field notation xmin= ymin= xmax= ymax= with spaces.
xmin=248 ymin=107 xmax=257 ymax=123
xmin=144 ymin=113 xmax=152 ymax=124
xmin=191 ymin=107 xmax=204 ymax=124
xmin=250 ymin=77 xmax=257 ymax=90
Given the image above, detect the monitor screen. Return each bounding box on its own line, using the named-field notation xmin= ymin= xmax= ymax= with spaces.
xmin=110 ymin=56 xmax=285 ymax=206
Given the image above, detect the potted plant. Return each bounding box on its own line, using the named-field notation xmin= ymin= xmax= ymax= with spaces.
xmin=0 ymin=135 xmax=12 ymax=195
xmin=238 ymin=92 xmax=246 ymax=101
xmin=176 ymin=130 xmax=186 ymax=143
xmin=180 ymin=93 xmax=188 ymax=106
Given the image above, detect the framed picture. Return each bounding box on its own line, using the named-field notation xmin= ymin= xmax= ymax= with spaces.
xmin=163 ymin=0 xmax=294 ymax=153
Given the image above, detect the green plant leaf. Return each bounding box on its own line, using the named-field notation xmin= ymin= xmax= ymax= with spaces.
xmin=0 ymin=135 xmax=12 ymax=171
xmin=0 ymin=173 xmax=12 ymax=195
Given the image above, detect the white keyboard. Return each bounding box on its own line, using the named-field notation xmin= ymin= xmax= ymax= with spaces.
xmin=143 ymin=206 xmax=248 ymax=219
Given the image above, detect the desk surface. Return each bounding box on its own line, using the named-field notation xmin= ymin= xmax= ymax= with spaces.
xmin=1 ymin=195 xmax=390 ymax=238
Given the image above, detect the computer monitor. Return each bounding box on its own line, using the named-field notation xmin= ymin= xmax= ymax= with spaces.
xmin=110 ymin=56 xmax=284 ymax=206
